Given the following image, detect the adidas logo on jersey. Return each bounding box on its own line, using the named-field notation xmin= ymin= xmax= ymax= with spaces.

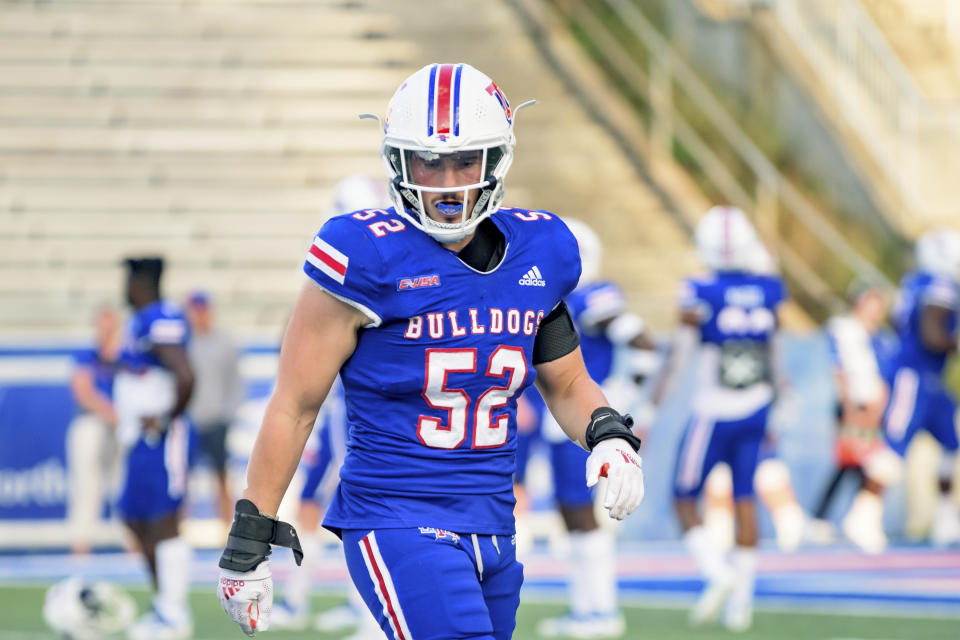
xmin=519 ymin=266 xmax=546 ymax=287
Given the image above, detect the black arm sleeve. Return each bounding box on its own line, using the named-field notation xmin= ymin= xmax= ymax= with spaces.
xmin=532 ymin=301 xmax=580 ymax=365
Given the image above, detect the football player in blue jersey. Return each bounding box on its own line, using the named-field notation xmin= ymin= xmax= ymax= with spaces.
xmin=698 ymin=244 xmax=807 ymax=555
xmin=842 ymin=228 xmax=960 ymax=553
xmin=216 ymin=63 xmax=646 ymax=639
xmin=513 ymin=220 xmax=658 ymax=638
xmin=114 ymin=257 xmax=196 ymax=640
xmin=655 ymin=206 xmax=788 ymax=632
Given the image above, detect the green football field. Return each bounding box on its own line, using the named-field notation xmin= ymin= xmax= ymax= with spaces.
xmin=4 ymin=584 xmax=958 ymax=640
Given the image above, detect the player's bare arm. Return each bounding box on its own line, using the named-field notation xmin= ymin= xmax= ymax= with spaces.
xmin=534 ymin=347 xmax=606 ymax=448
xmin=244 ymin=281 xmax=367 ymax=517
xmin=919 ymin=303 xmax=958 ymax=352
xmin=70 ymin=366 xmax=117 ymax=426
xmin=152 ymin=343 xmax=195 ymax=418
xmin=535 ymin=347 xmax=645 ymax=520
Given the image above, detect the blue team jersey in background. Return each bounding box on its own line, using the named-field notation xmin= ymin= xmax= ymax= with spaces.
xmin=892 ymin=270 xmax=959 ymax=375
xmin=119 ymin=301 xmax=191 ymax=371
xmin=679 ymin=270 xmax=786 ymax=418
xmin=681 ymin=271 xmax=786 ymax=347
xmin=304 ymin=206 xmax=580 ymax=535
xmin=73 ymin=348 xmax=118 ymax=399
xmin=566 ymin=280 xmax=625 ymax=384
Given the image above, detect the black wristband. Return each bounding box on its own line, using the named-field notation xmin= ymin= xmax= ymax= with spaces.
xmin=218 ymin=499 xmax=303 ymax=572
xmin=585 ymin=407 xmax=642 ymax=452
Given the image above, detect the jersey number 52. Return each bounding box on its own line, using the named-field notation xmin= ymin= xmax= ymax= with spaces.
xmin=418 ymin=347 xmax=527 ymax=450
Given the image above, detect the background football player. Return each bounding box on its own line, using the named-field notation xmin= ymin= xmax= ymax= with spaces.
xmin=655 ymin=206 xmax=788 ymax=632
xmin=114 ymin=257 xmax=196 ymax=640
xmin=514 ymin=219 xmax=659 ymax=638
xmin=843 ymin=228 xmax=960 ymax=552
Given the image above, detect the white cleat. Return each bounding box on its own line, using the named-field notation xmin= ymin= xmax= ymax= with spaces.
xmin=268 ymin=600 xmax=308 ymax=631
xmin=536 ymin=612 xmax=626 ymax=638
xmin=804 ymin=518 xmax=838 ymax=546
xmin=689 ymin=570 xmax=735 ymax=627
xmin=842 ymin=510 xmax=886 ymax=554
xmin=723 ymin=598 xmax=753 ymax=632
xmin=314 ymin=603 xmax=365 ymax=632
xmin=772 ymin=504 xmax=806 ymax=553
xmin=931 ymin=498 xmax=960 ymax=548
xmin=842 ymin=492 xmax=887 ymax=554
xmin=127 ymin=611 xmax=192 ymax=640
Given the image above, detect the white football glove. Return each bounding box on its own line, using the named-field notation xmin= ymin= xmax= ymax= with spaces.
xmin=218 ymin=560 xmax=273 ymax=636
xmin=586 ymin=438 xmax=645 ymax=520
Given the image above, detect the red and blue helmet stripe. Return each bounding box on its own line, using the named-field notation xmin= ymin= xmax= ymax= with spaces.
xmin=485 ymin=80 xmax=511 ymax=125
xmin=426 ymin=63 xmax=464 ymax=139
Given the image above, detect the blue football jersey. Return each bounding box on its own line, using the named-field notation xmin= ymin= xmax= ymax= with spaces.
xmin=119 ymin=301 xmax=190 ymax=372
xmin=680 ymin=271 xmax=786 ymax=418
xmin=892 ymin=270 xmax=959 ymax=375
xmin=566 ymin=280 xmax=625 ymax=385
xmin=680 ymin=271 xmax=785 ymax=347
xmin=305 ymin=206 xmax=581 ymax=535
xmin=114 ymin=301 xmax=190 ymax=446
xmin=73 ymin=348 xmax=118 ymax=399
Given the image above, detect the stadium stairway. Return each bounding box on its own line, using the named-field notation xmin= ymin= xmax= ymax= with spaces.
xmin=752 ymin=0 xmax=960 ymax=233
xmin=0 ymin=0 xmax=699 ymax=342
xmin=860 ymin=0 xmax=960 ymax=101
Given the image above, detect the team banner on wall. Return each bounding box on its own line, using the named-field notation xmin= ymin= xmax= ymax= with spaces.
xmin=0 ymin=352 xmax=75 ymax=520
xmin=0 ymin=347 xmax=279 ymax=523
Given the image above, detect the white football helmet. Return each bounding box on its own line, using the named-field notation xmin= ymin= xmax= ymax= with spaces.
xmin=378 ymin=63 xmax=526 ymax=243
xmin=328 ymin=175 xmax=388 ymax=217
xmin=695 ymin=205 xmax=761 ymax=271
xmin=916 ymin=227 xmax=960 ymax=282
xmin=564 ymin=218 xmax=603 ymax=285
xmin=43 ymin=577 xmax=137 ymax=639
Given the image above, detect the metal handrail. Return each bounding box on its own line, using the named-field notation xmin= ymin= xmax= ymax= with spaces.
xmin=555 ymin=0 xmax=893 ymax=304
xmin=773 ymin=0 xmax=960 ymax=221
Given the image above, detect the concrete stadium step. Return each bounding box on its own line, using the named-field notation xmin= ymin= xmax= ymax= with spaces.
xmin=0 ymin=155 xmax=384 ymax=187
xmin=0 ymin=66 xmax=405 ymax=97
xmin=0 ymin=236 xmax=311 ymax=269
xmin=0 ymin=212 xmax=322 ymax=240
xmin=0 ymin=6 xmax=394 ymax=39
xmin=0 ymin=38 xmax=416 ymax=68
xmin=0 ymin=95 xmax=507 ymax=128
xmin=0 ymin=186 xmax=337 ymax=213
xmin=0 ymin=96 xmax=387 ymax=127
xmin=0 ymin=125 xmax=380 ymax=154
xmin=0 ymin=264 xmax=304 ymax=297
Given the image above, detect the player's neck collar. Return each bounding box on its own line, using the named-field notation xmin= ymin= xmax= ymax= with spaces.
xmin=457 ymin=217 xmax=505 ymax=273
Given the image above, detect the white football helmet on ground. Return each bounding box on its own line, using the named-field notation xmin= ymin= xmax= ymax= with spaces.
xmin=694 ymin=206 xmax=762 ymax=272
xmin=376 ymin=63 xmax=532 ymax=243
xmin=43 ymin=577 xmax=137 ymax=639
xmin=916 ymin=227 xmax=960 ymax=282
